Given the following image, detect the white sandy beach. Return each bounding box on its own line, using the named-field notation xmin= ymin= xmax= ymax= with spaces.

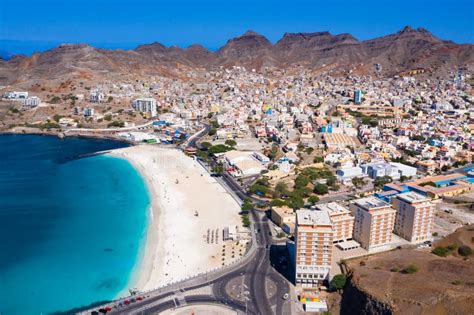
xmin=108 ymin=145 xmax=244 ymax=293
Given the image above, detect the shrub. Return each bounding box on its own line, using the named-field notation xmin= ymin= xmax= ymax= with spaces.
xmin=390 ymin=267 xmax=400 ymax=272
xmin=225 ymin=139 xmax=237 ymax=147
xmin=432 ymin=246 xmax=449 ymax=257
xmin=458 ymin=245 xmax=472 ymax=257
xmin=313 ymin=156 xmax=324 ymax=163
xmin=447 ymin=243 xmax=458 ymax=251
xmin=270 ymin=199 xmax=287 ymax=207
xmin=401 ymin=264 xmax=419 ymax=274
xmin=330 ymin=274 xmax=347 ymax=291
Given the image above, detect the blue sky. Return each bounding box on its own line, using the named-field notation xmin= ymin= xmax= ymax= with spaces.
xmin=0 ymin=0 xmax=473 ymax=54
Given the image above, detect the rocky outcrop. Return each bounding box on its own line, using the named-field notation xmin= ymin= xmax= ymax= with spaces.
xmin=340 ymin=276 xmax=393 ymax=315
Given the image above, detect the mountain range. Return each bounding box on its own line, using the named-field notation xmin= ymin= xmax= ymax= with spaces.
xmin=0 ymin=26 xmax=472 ymax=86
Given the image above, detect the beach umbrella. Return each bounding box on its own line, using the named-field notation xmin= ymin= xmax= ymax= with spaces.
xmin=105 ymin=307 xmax=112 ymax=311
xmin=98 ymin=308 xmax=107 ymax=313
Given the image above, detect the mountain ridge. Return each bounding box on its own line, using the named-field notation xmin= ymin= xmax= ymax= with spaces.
xmin=0 ymin=26 xmax=472 ymax=86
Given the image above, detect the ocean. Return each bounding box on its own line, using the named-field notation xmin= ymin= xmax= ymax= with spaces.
xmin=0 ymin=135 xmax=150 ymax=314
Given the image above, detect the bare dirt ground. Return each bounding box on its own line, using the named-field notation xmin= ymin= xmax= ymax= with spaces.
xmin=346 ymin=226 xmax=474 ymax=315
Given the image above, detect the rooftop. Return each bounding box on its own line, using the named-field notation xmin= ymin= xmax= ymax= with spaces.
xmin=396 ymin=191 xmax=431 ymax=204
xmin=296 ymin=209 xmax=332 ymax=226
xmin=353 ymin=196 xmax=391 ymax=210
xmin=315 ymin=202 xmax=350 ymax=215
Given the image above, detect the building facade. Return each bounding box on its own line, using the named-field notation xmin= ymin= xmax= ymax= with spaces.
xmin=132 ymin=98 xmax=158 ymax=117
xmin=391 ymin=192 xmax=434 ymax=243
xmin=350 ymin=197 xmax=396 ymax=250
xmin=295 ymin=210 xmax=334 ymax=288
xmin=315 ymin=202 xmax=354 ymax=243
xmin=354 ymin=89 xmax=362 ymax=104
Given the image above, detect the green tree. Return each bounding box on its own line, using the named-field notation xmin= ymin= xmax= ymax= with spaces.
xmin=270 ymin=199 xmax=287 ymax=207
xmin=225 ymin=139 xmax=237 ymax=147
xmin=201 ymin=141 xmax=212 ymax=149
xmin=273 ymin=181 xmax=290 ymax=198
xmin=330 ymin=274 xmax=347 ymax=291
xmin=212 ymin=163 xmax=224 ymax=174
xmin=294 ymin=175 xmax=310 ymax=189
xmin=314 ymin=183 xmax=329 ymax=195
xmin=241 ymin=201 xmax=253 ymax=212
xmin=308 ymin=195 xmax=320 ymax=205
xmin=374 ymin=175 xmax=392 ymax=188
xmin=286 ymin=195 xmax=304 ymax=209
xmin=208 ymin=128 xmax=217 ymax=136
xmin=208 ymin=144 xmax=232 ymax=155
xmin=352 ymin=177 xmax=366 ymax=188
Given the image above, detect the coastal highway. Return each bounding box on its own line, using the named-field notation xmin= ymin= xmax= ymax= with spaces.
xmin=86 ymin=123 xmax=292 ymax=315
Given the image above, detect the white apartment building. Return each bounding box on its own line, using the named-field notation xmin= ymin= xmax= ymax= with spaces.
xmin=22 ymin=96 xmax=41 ymax=107
xmin=5 ymin=91 xmax=28 ymax=99
xmin=132 ymin=97 xmax=158 ymax=117
xmin=295 ymin=210 xmax=334 ymax=288
xmin=350 ymin=197 xmax=396 ymax=250
xmin=391 ymin=192 xmax=434 ymax=243
xmin=89 ymin=90 xmax=105 ymax=103
xmin=315 ymin=202 xmax=354 ymax=243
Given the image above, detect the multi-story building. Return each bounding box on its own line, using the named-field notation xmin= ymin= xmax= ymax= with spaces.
xmin=89 ymin=90 xmax=105 ymax=103
xmin=295 ymin=210 xmax=334 ymax=288
xmin=354 ymin=89 xmax=362 ymax=104
xmin=84 ymin=107 xmax=95 ymax=117
xmin=350 ymin=197 xmax=396 ymax=250
xmin=391 ymin=192 xmax=434 ymax=243
xmin=315 ymin=202 xmax=354 ymax=243
xmin=22 ymin=96 xmax=41 ymax=107
xmin=132 ymin=97 xmax=158 ymax=117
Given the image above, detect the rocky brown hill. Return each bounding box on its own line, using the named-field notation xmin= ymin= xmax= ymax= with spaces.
xmin=0 ymin=26 xmax=472 ymax=86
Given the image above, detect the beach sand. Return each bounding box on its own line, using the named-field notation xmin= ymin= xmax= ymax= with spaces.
xmin=109 ymin=145 xmax=244 ymax=292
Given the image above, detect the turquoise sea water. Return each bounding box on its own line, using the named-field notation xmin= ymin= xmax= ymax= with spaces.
xmin=0 ymin=135 xmax=150 ymax=315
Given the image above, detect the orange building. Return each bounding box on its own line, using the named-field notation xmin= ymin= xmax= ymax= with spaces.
xmin=315 ymin=202 xmax=354 ymax=243
xmin=295 ymin=210 xmax=334 ymax=288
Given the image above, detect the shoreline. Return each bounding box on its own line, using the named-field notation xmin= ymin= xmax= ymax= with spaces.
xmin=0 ymin=129 xmax=136 ymax=145
xmin=107 ymin=150 xmax=161 ymax=296
xmin=108 ymin=145 xmax=246 ymax=295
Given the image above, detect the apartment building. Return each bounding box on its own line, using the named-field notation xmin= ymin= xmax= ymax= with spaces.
xmin=295 ymin=210 xmax=334 ymax=288
xmin=315 ymin=202 xmax=354 ymax=243
xmin=132 ymin=97 xmax=158 ymax=117
xmin=350 ymin=197 xmax=396 ymax=250
xmin=391 ymin=192 xmax=434 ymax=243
